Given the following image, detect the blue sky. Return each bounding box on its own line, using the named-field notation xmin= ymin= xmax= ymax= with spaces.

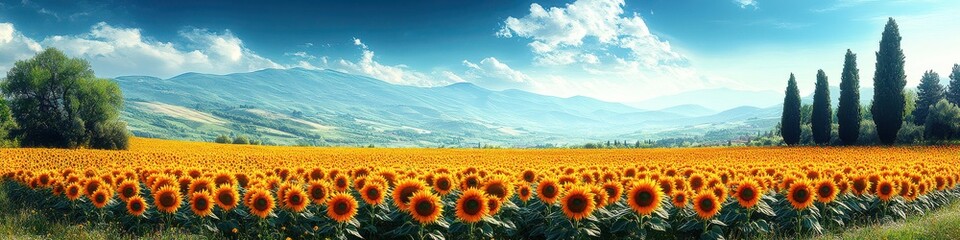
xmin=1 ymin=0 xmax=958 ymax=105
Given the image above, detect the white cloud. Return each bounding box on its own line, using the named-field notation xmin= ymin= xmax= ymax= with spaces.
xmin=462 ymin=57 xmax=531 ymax=90
xmin=333 ymin=38 xmax=461 ymax=87
xmin=9 ymin=22 xmax=284 ymax=78
xmin=734 ymin=0 xmax=758 ymax=9
xmin=0 ymin=22 xmax=43 ymax=73
xmin=492 ymin=0 xmax=732 ymax=103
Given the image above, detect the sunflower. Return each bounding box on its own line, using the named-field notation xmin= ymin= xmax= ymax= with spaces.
xmin=360 ymin=182 xmax=386 ymax=206
xmin=283 ymin=186 xmax=309 ymax=212
xmin=213 ymin=171 xmax=236 ymax=187
xmin=851 ymin=175 xmax=870 ymax=196
xmin=517 ymin=184 xmax=533 ymax=202
xmin=408 ymin=191 xmax=443 ymax=225
xmin=537 ymin=178 xmax=562 ymax=205
xmin=153 ymin=185 xmax=182 ymax=214
xmin=116 ymin=180 xmax=140 ymax=202
xmin=560 ymin=186 xmax=595 ymax=221
xmin=333 ymin=175 xmax=351 ymax=192
xmin=66 ymin=183 xmax=82 ymax=201
xmin=482 ymin=176 xmax=513 ymax=201
xmin=627 ymin=180 xmax=663 ymax=215
xmin=190 ymin=191 xmax=214 ymax=217
xmin=590 ymin=186 xmax=608 ymax=208
xmin=693 ymin=191 xmax=721 ymax=220
xmin=307 ymin=181 xmax=330 ymax=205
xmin=455 ymin=189 xmax=488 ymax=223
xmin=432 ymin=174 xmax=454 ymax=195
xmin=247 ymin=188 xmax=275 ymax=219
xmin=689 ymin=174 xmax=706 ymax=192
xmin=126 ymin=196 xmax=148 ymax=217
xmin=672 ymin=191 xmax=689 ymax=208
xmin=787 ymin=180 xmax=814 ymax=210
xmin=91 ymin=189 xmax=111 ymax=209
xmin=815 ymin=179 xmax=838 ymax=203
xmin=460 ymin=174 xmax=482 ymax=191
xmin=214 ymin=185 xmax=239 ymax=211
xmin=487 ymin=196 xmax=502 ymax=215
xmin=392 ymin=179 xmax=426 ymax=211
xmin=188 ymin=178 xmax=214 ymax=196
xmin=83 ymin=178 xmax=103 ymax=197
xmin=876 ymin=178 xmax=897 ymax=201
xmin=521 ymin=169 xmax=537 ymax=183
xmin=327 ymin=193 xmax=358 ymax=223
xmin=734 ymin=180 xmax=761 ymax=209
xmin=602 ymin=182 xmax=623 ymax=204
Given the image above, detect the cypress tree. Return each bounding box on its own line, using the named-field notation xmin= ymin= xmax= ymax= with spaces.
xmin=781 ymin=73 xmax=802 ymax=145
xmin=838 ymin=49 xmax=861 ymax=145
xmin=812 ymin=69 xmax=833 ymax=145
xmin=947 ymin=64 xmax=960 ymax=106
xmin=871 ymin=18 xmax=907 ymax=145
xmin=913 ymin=70 xmax=945 ymax=125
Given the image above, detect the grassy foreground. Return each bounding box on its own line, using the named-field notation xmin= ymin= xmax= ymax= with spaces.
xmin=817 ymin=200 xmax=960 ymax=240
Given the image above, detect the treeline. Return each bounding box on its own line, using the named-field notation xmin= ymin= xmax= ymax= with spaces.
xmin=213 ymin=134 xmax=264 ymax=145
xmin=780 ymin=18 xmax=960 ymax=146
xmin=0 ymin=49 xmax=129 ymax=150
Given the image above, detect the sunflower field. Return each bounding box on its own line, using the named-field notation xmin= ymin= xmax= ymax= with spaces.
xmin=2 ymin=138 xmax=960 ymax=239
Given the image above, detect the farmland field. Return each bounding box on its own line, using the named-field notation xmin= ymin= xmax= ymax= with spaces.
xmin=2 ymin=138 xmax=959 ymax=239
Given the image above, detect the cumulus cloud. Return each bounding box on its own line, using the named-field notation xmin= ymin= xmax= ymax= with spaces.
xmin=1 ymin=22 xmax=282 ymax=78
xmin=462 ymin=57 xmax=531 ymax=90
xmin=491 ymin=0 xmax=735 ymax=102
xmin=333 ymin=38 xmax=462 ymax=87
xmin=734 ymin=0 xmax=758 ymax=9
xmin=0 ymin=23 xmax=43 ymax=72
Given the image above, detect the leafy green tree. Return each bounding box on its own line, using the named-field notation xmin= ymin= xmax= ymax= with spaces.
xmin=781 ymin=73 xmax=802 ymax=145
xmin=0 ymin=98 xmax=15 ymax=146
xmin=871 ymin=18 xmax=907 ymax=145
xmin=947 ymin=64 xmax=960 ymax=106
xmin=215 ymin=134 xmax=231 ymax=144
xmin=903 ymin=90 xmax=917 ymax=124
xmin=0 ymin=48 xmax=128 ymax=149
xmin=812 ymin=70 xmax=833 ymax=145
xmin=233 ymin=135 xmax=251 ymax=144
xmin=838 ymin=50 xmax=861 ymax=145
xmin=924 ymin=99 xmax=960 ymax=141
xmin=913 ymin=70 xmax=945 ymax=125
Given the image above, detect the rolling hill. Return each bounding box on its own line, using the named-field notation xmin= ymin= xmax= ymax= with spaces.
xmin=116 ymin=68 xmax=786 ymax=147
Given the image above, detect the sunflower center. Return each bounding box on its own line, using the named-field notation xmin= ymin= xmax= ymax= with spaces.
xmin=463 ymin=198 xmax=482 ymax=215
xmin=818 ymin=185 xmax=833 ymax=197
xmin=131 ymin=201 xmax=143 ymax=211
xmin=486 ymin=184 xmax=506 ymax=199
xmin=290 ymin=194 xmax=303 ymax=205
xmin=880 ymin=184 xmax=892 ymax=195
xmin=123 ymin=187 xmax=135 ymax=198
xmin=254 ymin=198 xmax=269 ymax=211
xmin=520 ymin=188 xmax=530 ymax=197
xmin=604 ymin=187 xmax=616 ymax=198
xmin=95 ymin=194 xmax=105 ymax=203
xmin=159 ymin=193 xmax=176 ymax=207
xmin=436 ymin=179 xmax=450 ymax=191
xmin=366 ymin=188 xmax=380 ymax=199
xmin=853 ymin=181 xmax=867 ymax=191
xmin=467 ymin=178 xmax=479 ymax=188
xmin=311 ymin=187 xmax=325 ymax=200
xmin=634 ymin=191 xmax=654 ymax=207
xmin=543 ymin=185 xmax=557 ymax=198
xmin=699 ymin=198 xmax=715 ymax=212
xmin=415 ymin=200 xmax=435 ymax=217
xmin=524 ymin=172 xmax=535 ymax=182
xmin=196 ymin=197 xmax=209 ymax=211
xmin=219 ymin=192 xmax=235 ymax=205
xmin=740 ymin=187 xmax=756 ymax=201
xmin=334 ymin=201 xmax=350 ymax=215
xmin=568 ymin=196 xmax=587 ymax=213
xmin=793 ymin=188 xmax=809 ymax=202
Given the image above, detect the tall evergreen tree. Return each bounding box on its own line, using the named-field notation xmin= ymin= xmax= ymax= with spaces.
xmin=812 ymin=70 xmax=833 ymax=144
xmin=838 ymin=49 xmax=861 ymax=145
xmin=781 ymin=73 xmax=802 ymax=145
xmin=871 ymin=18 xmax=907 ymax=145
xmin=913 ymin=70 xmax=945 ymax=125
xmin=947 ymin=64 xmax=960 ymax=106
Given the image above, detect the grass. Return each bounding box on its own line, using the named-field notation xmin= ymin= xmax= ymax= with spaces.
xmin=817 ymin=200 xmax=960 ymax=240
xmin=0 ymin=182 xmax=205 ymax=240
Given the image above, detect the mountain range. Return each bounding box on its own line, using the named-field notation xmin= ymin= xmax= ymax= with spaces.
xmin=115 ymin=68 xmax=873 ymax=147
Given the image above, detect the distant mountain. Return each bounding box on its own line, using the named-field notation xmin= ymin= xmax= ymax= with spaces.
xmin=631 ymin=88 xmax=782 ymax=111
xmin=116 ymin=68 xmax=783 ymax=147
xmin=657 ymin=104 xmax=717 ymax=117
xmin=800 ymin=86 xmax=874 ymax=107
